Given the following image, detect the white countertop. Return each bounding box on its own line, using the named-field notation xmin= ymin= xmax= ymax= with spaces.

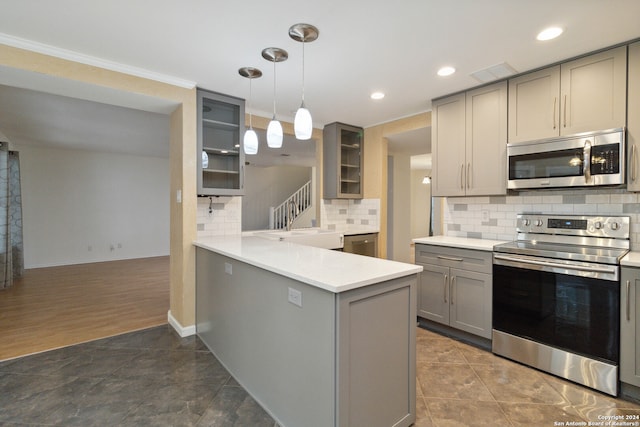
xmin=194 ymin=235 xmax=422 ymax=293
xmin=412 ymin=235 xmax=508 ymax=251
xmin=621 ymin=252 xmax=640 ymax=267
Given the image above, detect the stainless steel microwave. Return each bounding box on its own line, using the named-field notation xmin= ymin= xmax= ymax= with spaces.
xmin=507 ymin=128 xmax=625 ymax=190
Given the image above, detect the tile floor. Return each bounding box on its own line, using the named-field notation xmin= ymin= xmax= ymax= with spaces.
xmin=1 ymin=325 xmax=640 ymax=426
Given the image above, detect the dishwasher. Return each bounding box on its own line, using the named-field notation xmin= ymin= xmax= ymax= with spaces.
xmin=342 ymin=233 xmax=378 ymax=257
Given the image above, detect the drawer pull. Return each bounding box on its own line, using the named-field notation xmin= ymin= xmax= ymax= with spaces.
xmin=437 ymin=255 xmax=463 ymax=262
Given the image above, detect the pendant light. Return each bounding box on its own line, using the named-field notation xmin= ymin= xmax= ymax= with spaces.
xmin=261 ymin=47 xmax=288 ymax=148
xmin=289 ymin=23 xmax=319 ymax=141
xmin=238 ymin=67 xmax=262 ymax=155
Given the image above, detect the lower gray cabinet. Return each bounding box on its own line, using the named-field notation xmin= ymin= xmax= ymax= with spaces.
xmin=415 ymin=244 xmax=493 ymax=339
xmin=621 ymin=266 xmax=640 ymax=387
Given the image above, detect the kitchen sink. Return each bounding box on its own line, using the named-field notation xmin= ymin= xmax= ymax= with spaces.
xmin=252 ymin=228 xmax=344 ymax=249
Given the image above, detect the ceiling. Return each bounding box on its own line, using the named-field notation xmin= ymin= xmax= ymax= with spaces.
xmin=0 ymin=0 xmax=639 ymax=159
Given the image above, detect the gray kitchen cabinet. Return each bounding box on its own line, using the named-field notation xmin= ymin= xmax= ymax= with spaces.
xmin=197 ymin=89 xmax=245 ymax=196
xmin=415 ymin=244 xmax=492 ymax=339
xmin=628 ymin=42 xmax=640 ymax=192
xmin=432 ymin=81 xmax=507 ymax=197
xmin=323 ymin=122 xmax=363 ymax=199
xmin=621 ymin=266 xmax=640 ymax=388
xmin=508 ymin=46 xmax=627 ymax=143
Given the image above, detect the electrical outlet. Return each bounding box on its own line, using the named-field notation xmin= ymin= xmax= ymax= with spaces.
xmin=288 ymin=287 xmax=302 ymax=308
xmin=224 ymin=262 xmax=232 ymax=275
xmin=481 ymin=210 xmax=490 ymax=222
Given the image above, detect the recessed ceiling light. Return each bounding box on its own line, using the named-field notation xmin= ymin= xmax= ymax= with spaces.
xmin=537 ymin=27 xmax=563 ymax=41
xmin=437 ymin=66 xmax=456 ymax=77
xmin=370 ymin=92 xmax=385 ymax=100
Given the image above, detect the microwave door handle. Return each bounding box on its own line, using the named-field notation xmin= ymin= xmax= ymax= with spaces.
xmin=584 ymin=140 xmax=591 ymax=183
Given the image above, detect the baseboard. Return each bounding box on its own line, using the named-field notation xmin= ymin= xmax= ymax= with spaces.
xmin=167 ymin=310 xmax=196 ymax=337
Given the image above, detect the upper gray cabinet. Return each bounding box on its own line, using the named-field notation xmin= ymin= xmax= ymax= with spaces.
xmin=508 ymin=46 xmax=627 ymax=143
xmin=628 ymin=42 xmax=640 ymax=191
xmin=323 ymin=122 xmax=364 ymax=199
xmin=432 ymin=81 xmax=507 ymax=197
xmin=197 ymin=89 xmax=245 ymax=196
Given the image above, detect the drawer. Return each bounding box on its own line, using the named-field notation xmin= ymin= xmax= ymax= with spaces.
xmin=415 ymin=244 xmax=492 ymax=274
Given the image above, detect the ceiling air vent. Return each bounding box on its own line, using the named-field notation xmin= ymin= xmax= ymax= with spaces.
xmin=470 ymin=62 xmax=517 ymax=83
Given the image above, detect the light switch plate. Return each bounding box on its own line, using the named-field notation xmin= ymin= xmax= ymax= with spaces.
xmin=288 ymin=287 xmax=302 ymax=307
xmin=224 ymin=262 xmax=232 ymax=275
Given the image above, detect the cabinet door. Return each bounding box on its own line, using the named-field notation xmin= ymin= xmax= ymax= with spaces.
xmin=417 ymin=265 xmax=449 ymax=325
xmin=465 ymin=81 xmax=507 ymax=196
xmin=449 ymin=269 xmax=492 ymax=339
xmin=629 ymin=42 xmax=640 ymax=192
xmin=508 ymin=66 xmax=561 ymax=143
xmin=322 ymin=122 xmax=363 ymax=199
xmin=432 ymin=93 xmax=466 ymax=196
xmin=621 ymin=268 xmax=640 ymax=387
xmin=560 ymin=46 xmax=627 ymax=135
xmin=197 ymin=89 xmax=245 ymax=196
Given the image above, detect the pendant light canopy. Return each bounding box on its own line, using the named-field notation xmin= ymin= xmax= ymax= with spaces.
xmin=261 ymin=47 xmax=288 ymax=148
xmin=289 ymin=23 xmax=319 ymax=141
xmin=238 ymin=67 xmax=262 ymax=155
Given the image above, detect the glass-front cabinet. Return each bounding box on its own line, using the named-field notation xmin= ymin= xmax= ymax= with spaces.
xmin=323 ymin=122 xmax=363 ymax=199
xmin=197 ymin=89 xmax=245 ymax=196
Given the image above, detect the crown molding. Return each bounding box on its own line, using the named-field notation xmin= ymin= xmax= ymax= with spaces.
xmin=0 ymin=32 xmax=196 ymax=89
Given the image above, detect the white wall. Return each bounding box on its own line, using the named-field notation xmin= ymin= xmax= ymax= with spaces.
xmin=16 ymin=144 xmax=169 ymax=268
xmin=242 ymin=165 xmax=313 ymax=231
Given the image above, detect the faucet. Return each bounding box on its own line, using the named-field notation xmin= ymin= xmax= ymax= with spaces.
xmin=286 ymin=199 xmax=296 ymax=231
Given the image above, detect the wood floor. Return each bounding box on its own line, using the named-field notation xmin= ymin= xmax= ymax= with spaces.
xmin=0 ymin=256 xmax=169 ymax=361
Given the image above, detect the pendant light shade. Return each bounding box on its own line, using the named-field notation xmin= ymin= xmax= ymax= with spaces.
xmin=289 ymin=23 xmax=319 ymax=141
xmin=238 ymin=67 xmax=262 ymax=155
xmin=261 ymin=47 xmax=288 ymax=148
xmin=243 ymin=129 xmax=259 ymax=155
xmin=266 ymin=119 xmax=283 ymax=148
xmin=294 ymin=104 xmax=313 ymax=140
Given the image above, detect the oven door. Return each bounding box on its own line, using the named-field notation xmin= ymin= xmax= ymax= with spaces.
xmin=493 ymin=253 xmax=620 ymax=364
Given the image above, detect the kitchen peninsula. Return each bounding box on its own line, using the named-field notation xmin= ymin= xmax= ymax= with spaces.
xmin=195 ymin=235 xmax=422 ymax=427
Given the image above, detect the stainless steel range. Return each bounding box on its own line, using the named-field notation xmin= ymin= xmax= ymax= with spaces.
xmin=492 ymin=213 xmax=630 ymax=396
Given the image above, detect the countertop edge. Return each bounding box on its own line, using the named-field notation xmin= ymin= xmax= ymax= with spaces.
xmin=194 ymin=237 xmax=422 ymax=293
xmin=621 ymin=252 xmax=640 ymax=267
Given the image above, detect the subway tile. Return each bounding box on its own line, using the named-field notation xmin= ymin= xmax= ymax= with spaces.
xmin=453 ymin=204 xmax=468 ymax=211
xmin=467 ymin=231 xmax=483 ymax=239
xmin=623 ymin=204 xmax=640 ymax=214
xmin=489 ymin=196 xmax=507 ymax=204
xmin=562 ymin=194 xmax=586 ymax=204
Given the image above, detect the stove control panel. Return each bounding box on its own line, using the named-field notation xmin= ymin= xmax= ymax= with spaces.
xmin=516 ymin=214 xmax=629 ymax=239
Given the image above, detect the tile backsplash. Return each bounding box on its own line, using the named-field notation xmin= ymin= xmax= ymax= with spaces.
xmin=443 ymin=188 xmax=640 ymax=250
xmin=321 ymin=198 xmax=380 ymax=229
xmin=196 ymin=196 xmax=241 ymax=238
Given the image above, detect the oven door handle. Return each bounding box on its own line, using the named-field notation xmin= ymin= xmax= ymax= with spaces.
xmin=493 ymin=253 xmax=617 ymax=276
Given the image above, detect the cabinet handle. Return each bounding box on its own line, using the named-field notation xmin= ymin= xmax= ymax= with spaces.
xmin=437 ymin=255 xmax=464 ymax=262
xmin=632 ymin=144 xmax=637 ymax=182
xmin=553 ymin=97 xmax=557 ymax=130
xmin=467 ymin=163 xmax=471 ymax=189
xmin=444 ymin=274 xmax=448 ymax=303
xmin=627 ymin=280 xmax=631 ymax=322
xmin=451 ymin=276 xmax=455 ymax=305
xmin=563 ymin=95 xmax=567 ymax=128
xmin=460 ymin=164 xmax=464 ymax=190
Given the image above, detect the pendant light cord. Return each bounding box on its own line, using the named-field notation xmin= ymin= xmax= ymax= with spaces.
xmin=301 ymin=41 xmax=305 ymax=107
xmin=248 ymin=77 xmax=253 ymax=129
xmin=272 ymin=59 xmax=277 ymax=119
